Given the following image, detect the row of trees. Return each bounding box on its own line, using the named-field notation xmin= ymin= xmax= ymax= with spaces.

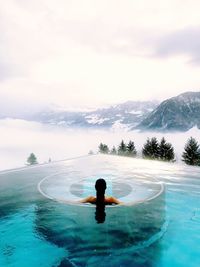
xmin=99 ymin=137 xmax=174 ymax=161
xmin=142 ymin=137 xmax=174 ymax=161
xmin=26 ymin=137 xmax=200 ymax=167
xmin=99 ymin=137 xmax=200 ymax=166
xmin=99 ymin=140 xmax=137 ymax=157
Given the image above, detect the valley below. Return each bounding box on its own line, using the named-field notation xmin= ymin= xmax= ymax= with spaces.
xmin=0 ymin=118 xmax=199 ymax=171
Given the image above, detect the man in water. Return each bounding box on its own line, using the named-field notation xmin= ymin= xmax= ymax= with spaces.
xmin=81 ymin=178 xmax=121 ymax=205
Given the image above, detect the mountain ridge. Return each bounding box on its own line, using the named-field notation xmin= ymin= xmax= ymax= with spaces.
xmin=31 ymin=100 xmax=159 ymax=130
xmin=138 ymin=91 xmax=200 ymax=131
xmin=1 ymin=91 xmax=199 ymax=132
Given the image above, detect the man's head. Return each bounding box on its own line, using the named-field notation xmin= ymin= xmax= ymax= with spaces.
xmin=95 ymin=178 xmax=106 ymax=194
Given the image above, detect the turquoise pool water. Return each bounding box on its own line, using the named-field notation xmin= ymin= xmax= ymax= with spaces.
xmin=0 ymin=154 xmax=200 ymax=267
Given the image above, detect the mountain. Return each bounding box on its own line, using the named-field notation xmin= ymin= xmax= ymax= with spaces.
xmin=32 ymin=101 xmax=158 ymax=130
xmin=2 ymin=91 xmax=199 ymax=132
xmin=138 ymin=92 xmax=200 ymax=131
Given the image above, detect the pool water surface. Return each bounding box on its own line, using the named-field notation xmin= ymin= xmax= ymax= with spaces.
xmin=0 ymin=154 xmax=200 ymax=267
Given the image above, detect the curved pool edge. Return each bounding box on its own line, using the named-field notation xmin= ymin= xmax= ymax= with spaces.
xmin=38 ymin=172 xmax=165 ymax=208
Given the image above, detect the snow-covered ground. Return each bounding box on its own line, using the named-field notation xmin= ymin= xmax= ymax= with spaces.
xmin=0 ymin=118 xmax=199 ymax=171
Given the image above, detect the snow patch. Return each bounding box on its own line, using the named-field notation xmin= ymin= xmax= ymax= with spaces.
xmin=128 ymin=110 xmax=143 ymax=115
xmin=85 ymin=115 xmax=110 ymax=124
xmin=111 ymin=120 xmax=131 ymax=132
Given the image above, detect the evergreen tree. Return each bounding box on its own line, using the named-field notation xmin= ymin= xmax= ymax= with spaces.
xmin=142 ymin=137 xmax=159 ymax=159
xmin=27 ymin=153 xmax=38 ymax=165
xmin=110 ymin=146 xmax=117 ymax=155
xmin=142 ymin=138 xmax=151 ymax=158
xmin=98 ymin=143 xmax=109 ymax=154
xmin=159 ymin=137 xmax=175 ymax=161
xmin=118 ymin=140 xmax=126 ymax=155
xmin=182 ymin=137 xmax=200 ymax=166
xmin=126 ymin=140 xmax=137 ymax=157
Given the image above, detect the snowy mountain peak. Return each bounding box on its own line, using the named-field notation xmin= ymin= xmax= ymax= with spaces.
xmin=138 ymin=91 xmax=200 ymax=131
xmin=32 ymin=100 xmax=158 ymax=130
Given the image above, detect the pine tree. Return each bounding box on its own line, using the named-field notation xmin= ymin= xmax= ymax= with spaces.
xmin=110 ymin=146 xmax=117 ymax=155
xmin=99 ymin=143 xmax=104 ymax=153
xmin=182 ymin=137 xmax=200 ymax=166
xmin=118 ymin=140 xmax=127 ymax=155
xmin=98 ymin=143 xmax=109 ymax=154
xmin=142 ymin=138 xmax=151 ymax=158
xmin=159 ymin=137 xmax=175 ymax=161
xmin=142 ymin=137 xmax=159 ymax=159
xmin=27 ymin=153 xmax=38 ymax=165
xmin=126 ymin=140 xmax=137 ymax=157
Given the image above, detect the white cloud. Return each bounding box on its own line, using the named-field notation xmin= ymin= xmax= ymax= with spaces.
xmin=0 ymin=0 xmax=200 ymax=111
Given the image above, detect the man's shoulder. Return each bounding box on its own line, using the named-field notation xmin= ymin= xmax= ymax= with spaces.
xmin=85 ymin=196 xmax=96 ymax=203
xmin=88 ymin=196 xmax=96 ymax=202
xmin=105 ymin=196 xmax=120 ymax=204
xmin=80 ymin=196 xmax=96 ymax=203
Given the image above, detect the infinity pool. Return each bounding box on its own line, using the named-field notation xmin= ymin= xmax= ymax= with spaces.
xmin=0 ymin=154 xmax=200 ymax=267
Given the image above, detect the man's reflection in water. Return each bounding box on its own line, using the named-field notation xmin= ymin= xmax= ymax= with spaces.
xmin=80 ymin=178 xmax=121 ymax=223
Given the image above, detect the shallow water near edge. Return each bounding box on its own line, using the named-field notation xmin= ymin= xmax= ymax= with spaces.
xmin=0 ymin=154 xmax=200 ymax=267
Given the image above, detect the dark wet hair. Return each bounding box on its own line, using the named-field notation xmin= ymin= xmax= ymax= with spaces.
xmin=95 ymin=178 xmax=106 ymax=223
xmin=95 ymin=178 xmax=107 ymax=193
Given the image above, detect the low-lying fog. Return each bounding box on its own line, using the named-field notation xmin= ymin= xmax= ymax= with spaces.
xmin=0 ymin=118 xmax=199 ymax=171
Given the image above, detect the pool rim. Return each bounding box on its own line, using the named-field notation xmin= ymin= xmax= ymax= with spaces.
xmin=37 ymin=171 xmax=165 ymax=208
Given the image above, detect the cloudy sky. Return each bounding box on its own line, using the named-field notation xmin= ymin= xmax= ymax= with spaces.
xmin=1 ymin=0 xmax=200 ymax=111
